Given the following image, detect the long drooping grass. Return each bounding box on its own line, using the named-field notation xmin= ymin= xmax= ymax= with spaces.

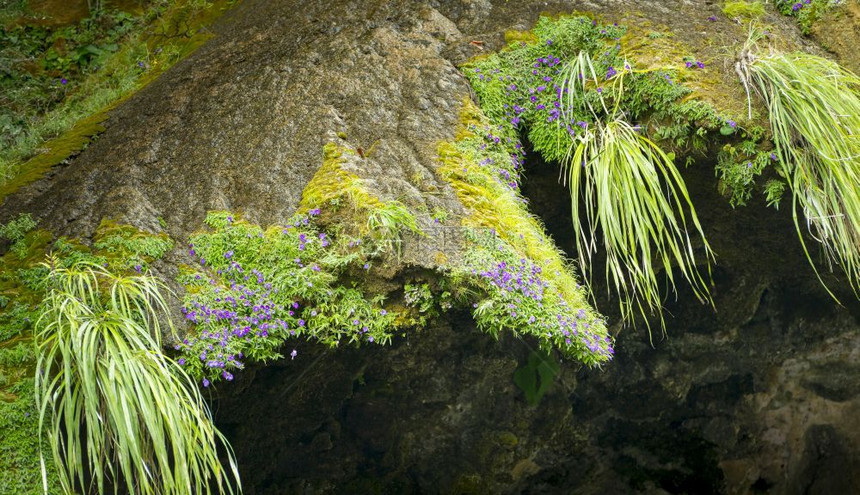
xmin=559 ymin=52 xmax=713 ymax=328
xmin=35 ymin=260 xmax=241 ymax=494
xmin=738 ymin=29 xmax=860 ymax=295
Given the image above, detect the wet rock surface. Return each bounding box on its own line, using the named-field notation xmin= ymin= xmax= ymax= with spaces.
xmin=3 ymin=0 xmax=859 ymax=493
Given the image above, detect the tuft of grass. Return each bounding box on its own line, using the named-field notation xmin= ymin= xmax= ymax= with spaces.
xmin=738 ymin=28 xmax=860 ymax=294
xmin=35 ymin=260 xmax=240 ymax=494
xmin=365 ymin=200 xmax=420 ymax=257
xmin=560 ymin=52 xmax=714 ymax=330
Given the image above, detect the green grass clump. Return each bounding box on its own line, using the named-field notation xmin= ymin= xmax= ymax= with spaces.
xmin=562 ymin=112 xmax=714 ymax=328
xmin=723 ymin=1 xmax=767 ymax=19
xmin=35 ymin=261 xmax=240 ymax=494
xmin=0 ymin=216 xmax=178 ymax=493
xmin=738 ymin=28 xmax=860 ymax=294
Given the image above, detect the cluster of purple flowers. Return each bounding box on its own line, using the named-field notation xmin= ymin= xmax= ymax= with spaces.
xmin=475 ymin=258 xmax=549 ymax=302
xmin=685 ymin=60 xmax=706 ymax=70
xmin=467 ymin=240 xmax=615 ymax=363
xmin=179 ymin=248 xmax=303 ymax=385
xmin=792 ymin=0 xmax=813 ymax=10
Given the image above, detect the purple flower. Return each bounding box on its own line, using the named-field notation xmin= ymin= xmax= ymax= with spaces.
xmin=380 ymin=309 xmax=388 ymax=315
xmin=177 ymin=358 xmax=186 ymax=366
xmin=223 ymin=371 xmax=234 ymax=381
xmin=290 ymin=349 xmax=298 ymax=360
xmin=60 ymin=78 xmax=68 ymax=85
xmin=225 ymin=250 xmax=234 ymax=259
xmin=202 ymin=378 xmax=210 ymax=387
xmin=606 ymin=66 xmax=617 ymax=79
xmin=708 ymin=15 xmax=717 ymax=21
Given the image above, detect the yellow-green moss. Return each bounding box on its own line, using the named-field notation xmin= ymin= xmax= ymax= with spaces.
xmin=299 ymin=142 xmax=381 ymax=213
xmin=619 ymin=24 xmax=754 ymax=124
xmin=0 ymin=110 xmax=109 ymax=203
xmin=437 ymin=99 xmax=594 ymax=316
xmin=723 ymin=1 xmax=766 ymax=19
xmin=504 ymin=29 xmax=538 ymax=45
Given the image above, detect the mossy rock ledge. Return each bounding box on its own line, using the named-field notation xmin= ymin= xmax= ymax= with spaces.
xmin=2 ymin=0 xmax=859 ymax=494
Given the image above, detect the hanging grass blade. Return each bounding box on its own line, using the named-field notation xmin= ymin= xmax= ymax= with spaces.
xmin=740 ymin=29 xmax=860 ymax=297
xmin=559 ymin=52 xmax=714 ymax=332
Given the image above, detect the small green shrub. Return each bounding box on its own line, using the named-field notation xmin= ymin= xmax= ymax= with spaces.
xmin=178 ymin=210 xmax=399 ymax=385
xmin=775 ymin=0 xmax=843 ymax=34
xmin=0 ymin=213 xmax=37 ymax=258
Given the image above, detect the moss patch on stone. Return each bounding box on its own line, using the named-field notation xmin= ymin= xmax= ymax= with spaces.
xmin=437 ymin=99 xmax=613 ymax=366
xmin=0 ymin=0 xmax=238 ymax=202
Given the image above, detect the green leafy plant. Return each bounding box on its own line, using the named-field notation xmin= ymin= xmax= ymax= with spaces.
xmin=0 ymin=213 xmax=37 ymax=258
xmin=513 ymin=350 xmax=560 ymax=406
xmin=737 ymin=27 xmax=860 ymax=294
xmin=560 ymin=52 xmax=714 ymax=329
xmin=775 ymin=0 xmax=843 ymax=34
xmin=35 ymin=260 xmax=240 ymax=494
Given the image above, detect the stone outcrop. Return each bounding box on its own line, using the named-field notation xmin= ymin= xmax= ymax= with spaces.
xmin=3 ymin=0 xmax=859 ymax=493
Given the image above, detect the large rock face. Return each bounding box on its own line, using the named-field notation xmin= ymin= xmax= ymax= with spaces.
xmin=4 ymin=0 xmax=859 ymax=493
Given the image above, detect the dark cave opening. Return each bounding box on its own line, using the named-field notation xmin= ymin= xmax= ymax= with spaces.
xmin=210 ymin=140 xmax=860 ymax=495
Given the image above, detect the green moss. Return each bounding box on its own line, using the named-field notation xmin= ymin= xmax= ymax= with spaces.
xmin=497 ymin=431 xmax=519 ymax=448
xmin=723 ymin=1 xmax=767 ymax=19
xmin=0 ymin=109 xmax=110 ymax=202
xmin=0 ymin=0 xmax=237 ymax=201
xmin=93 ymin=218 xmax=174 ymax=271
xmin=0 ymin=378 xmax=61 ymax=494
xmin=299 ymin=142 xmax=382 ymax=215
xmin=504 ymin=29 xmax=538 ymax=45
xmin=436 ymin=100 xmax=613 ymax=366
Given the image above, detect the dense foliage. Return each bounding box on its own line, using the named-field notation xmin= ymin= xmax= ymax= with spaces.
xmin=461 ymin=16 xmax=722 ymax=327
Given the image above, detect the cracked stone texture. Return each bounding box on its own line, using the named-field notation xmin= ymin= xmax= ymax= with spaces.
xmin=2 ymin=0 xmax=859 ymax=493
